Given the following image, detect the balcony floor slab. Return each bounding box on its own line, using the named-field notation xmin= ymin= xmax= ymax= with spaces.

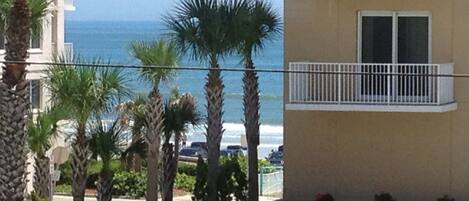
xmin=285 ymin=102 xmax=458 ymax=113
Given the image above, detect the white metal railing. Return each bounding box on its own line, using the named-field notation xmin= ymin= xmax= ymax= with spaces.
xmin=289 ymin=62 xmax=455 ymax=105
xmin=64 ymin=42 xmax=73 ymax=57
xmin=64 ymin=0 xmax=75 ymax=11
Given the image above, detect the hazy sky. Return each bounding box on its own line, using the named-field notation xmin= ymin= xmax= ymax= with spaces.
xmin=66 ymin=0 xmax=284 ymax=21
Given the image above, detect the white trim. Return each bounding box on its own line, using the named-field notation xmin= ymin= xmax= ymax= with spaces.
xmin=285 ymin=102 xmax=458 ymax=113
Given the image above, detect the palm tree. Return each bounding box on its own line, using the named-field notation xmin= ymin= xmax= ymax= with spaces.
xmin=89 ymin=118 xmax=126 ymax=201
xmin=46 ymin=55 xmax=131 ymax=201
xmin=161 ymin=92 xmax=200 ymax=201
xmin=164 ymin=1 xmax=243 ymax=199
xmin=116 ymin=93 xmax=147 ymax=172
xmin=129 ymin=39 xmax=178 ymax=201
xmin=0 ymin=0 xmax=50 ymax=200
xmin=237 ymin=1 xmax=281 ymax=200
xmin=27 ymin=106 xmax=68 ymax=200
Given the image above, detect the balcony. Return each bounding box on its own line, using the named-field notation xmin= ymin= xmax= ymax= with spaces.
xmin=287 ymin=62 xmax=457 ymax=112
xmin=64 ymin=0 xmax=75 ymax=11
xmin=64 ymin=42 xmax=73 ymax=57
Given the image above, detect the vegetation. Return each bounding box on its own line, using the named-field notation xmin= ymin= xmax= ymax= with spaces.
xmin=88 ymin=118 xmax=126 ymax=201
xmin=165 ymin=0 xmax=243 ymax=199
xmin=47 ymin=55 xmax=130 ymax=201
xmin=192 ymin=156 xmax=248 ymax=201
xmin=117 ymin=93 xmax=147 ymax=172
xmin=130 ymin=38 xmax=179 ymax=201
xmin=0 ymin=0 xmax=50 ymax=200
xmin=27 ymin=106 xmax=68 ymax=198
xmin=162 ymin=92 xmax=201 ymax=201
xmin=236 ymin=1 xmax=281 ymax=200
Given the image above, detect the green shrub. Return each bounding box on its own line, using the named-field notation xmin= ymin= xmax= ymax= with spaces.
xmin=27 ymin=192 xmax=48 ymax=201
xmin=192 ymin=156 xmax=247 ymax=201
xmin=58 ymin=159 xmax=124 ymax=188
xmin=113 ymin=171 xmax=146 ymax=198
xmin=178 ymin=162 xmax=197 ymax=176
xmin=175 ymin=173 xmax=196 ymax=192
xmin=192 ymin=157 xmax=207 ymax=201
xmin=54 ymin=184 xmax=72 ymax=194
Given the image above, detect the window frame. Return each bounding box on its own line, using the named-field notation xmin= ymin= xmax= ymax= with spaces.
xmin=357 ymin=11 xmax=432 ymax=64
xmin=357 ymin=11 xmax=433 ymax=100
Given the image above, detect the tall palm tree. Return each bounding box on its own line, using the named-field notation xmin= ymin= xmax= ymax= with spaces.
xmin=116 ymin=93 xmax=147 ymax=172
xmin=46 ymin=55 xmax=131 ymax=201
xmin=165 ymin=1 xmax=243 ymax=199
xmin=89 ymin=118 xmax=126 ymax=201
xmin=161 ymin=92 xmax=200 ymax=201
xmin=0 ymin=0 xmax=50 ymax=200
xmin=237 ymin=1 xmax=281 ymax=200
xmin=27 ymin=106 xmax=68 ymax=200
xmin=129 ymin=39 xmax=178 ymax=201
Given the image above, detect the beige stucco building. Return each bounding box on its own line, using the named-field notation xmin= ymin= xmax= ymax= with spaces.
xmin=284 ymin=0 xmax=469 ymax=201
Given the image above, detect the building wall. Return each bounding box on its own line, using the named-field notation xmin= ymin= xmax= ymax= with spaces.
xmin=284 ymin=0 xmax=469 ymax=200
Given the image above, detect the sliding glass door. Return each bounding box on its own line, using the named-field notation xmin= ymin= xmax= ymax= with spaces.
xmin=359 ymin=11 xmax=431 ymax=99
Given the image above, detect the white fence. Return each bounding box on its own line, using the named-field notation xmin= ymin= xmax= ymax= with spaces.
xmin=259 ymin=167 xmax=283 ymax=196
xmin=289 ymin=62 xmax=454 ymax=105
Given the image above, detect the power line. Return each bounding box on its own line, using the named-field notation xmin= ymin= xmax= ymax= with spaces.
xmin=2 ymin=60 xmax=469 ymax=78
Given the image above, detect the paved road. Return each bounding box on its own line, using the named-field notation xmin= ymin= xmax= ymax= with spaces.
xmin=53 ymin=195 xmax=281 ymax=201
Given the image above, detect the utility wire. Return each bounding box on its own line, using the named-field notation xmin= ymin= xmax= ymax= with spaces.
xmin=2 ymin=60 xmax=469 ymax=78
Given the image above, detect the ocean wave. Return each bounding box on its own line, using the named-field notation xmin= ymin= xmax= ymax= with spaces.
xmin=186 ymin=123 xmax=283 ymax=136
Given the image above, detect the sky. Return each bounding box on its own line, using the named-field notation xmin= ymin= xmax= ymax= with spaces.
xmin=66 ymin=0 xmax=284 ymax=22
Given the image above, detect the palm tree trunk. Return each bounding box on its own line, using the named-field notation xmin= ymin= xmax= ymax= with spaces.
xmin=0 ymin=81 xmax=30 ymax=201
xmin=0 ymin=0 xmax=31 ymax=200
xmin=133 ymin=132 xmax=143 ymax=172
xmin=71 ymin=124 xmax=89 ymax=201
xmin=205 ymin=61 xmax=224 ymax=201
xmin=161 ymin=142 xmax=177 ymax=201
xmin=243 ymin=58 xmax=261 ymax=201
xmin=96 ymin=171 xmax=113 ymax=201
xmin=145 ymin=90 xmax=164 ymax=201
xmin=34 ymin=156 xmax=52 ymax=200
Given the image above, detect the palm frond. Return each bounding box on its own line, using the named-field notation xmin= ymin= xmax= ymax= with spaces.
xmin=27 ymin=105 xmax=69 ymax=157
xmin=129 ymin=39 xmax=179 ymax=88
xmin=29 ymin=0 xmax=52 ymax=37
xmin=237 ymin=0 xmax=282 ymax=57
xmin=164 ymin=0 xmax=240 ymax=65
xmin=46 ymin=54 xmax=131 ymax=126
xmin=88 ymin=117 xmax=126 ymax=171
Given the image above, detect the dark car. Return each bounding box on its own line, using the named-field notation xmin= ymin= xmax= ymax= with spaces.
xmin=179 ymin=147 xmax=207 ymax=158
xmin=268 ymin=151 xmax=284 ymax=166
xmin=278 ymin=145 xmax=284 ymax=152
xmin=226 ymin=145 xmax=247 ymax=156
xmin=221 ymin=149 xmax=244 ymax=157
xmin=190 ymin=142 xmax=208 ymax=151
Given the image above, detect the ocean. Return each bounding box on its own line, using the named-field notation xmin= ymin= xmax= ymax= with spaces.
xmin=65 ymin=21 xmax=284 ymax=158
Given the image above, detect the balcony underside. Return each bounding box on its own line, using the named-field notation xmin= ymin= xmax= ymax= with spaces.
xmin=286 ymin=102 xmax=458 ymax=113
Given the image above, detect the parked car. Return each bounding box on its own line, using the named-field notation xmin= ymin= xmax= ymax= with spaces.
xmin=190 ymin=142 xmax=208 ymax=151
xmin=179 ymin=147 xmax=207 ymax=158
xmin=221 ymin=149 xmax=244 ymax=157
xmin=278 ymin=145 xmax=284 ymax=152
xmin=226 ymin=145 xmax=247 ymax=156
xmin=268 ymin=150 xmax=284 ymax=166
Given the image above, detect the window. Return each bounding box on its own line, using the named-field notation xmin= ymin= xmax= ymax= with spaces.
xmin=0 ymin=30 xmax=4 ymax=50
xmin=358 ymin=11 xmax=431 ymax=97
xmin=30 ymin=80 xmax=41 ymax=109
xmin=30 ymin=34 xmax=41 ymax=49
xmin=0 ymin=31 xmax=41 ymax=50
